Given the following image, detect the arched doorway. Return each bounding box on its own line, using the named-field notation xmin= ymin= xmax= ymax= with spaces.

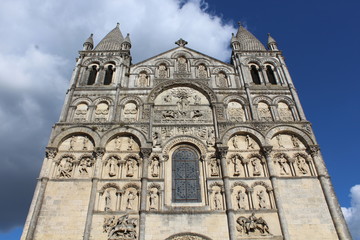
xmin=165 ymin=232 xmax=213 ymax=240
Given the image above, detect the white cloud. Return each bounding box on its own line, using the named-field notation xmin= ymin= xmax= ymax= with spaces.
xmin=0 ymin=0 xmax=237 ymax=231
xmin=342 ymin=185 xmax=360 ymax=240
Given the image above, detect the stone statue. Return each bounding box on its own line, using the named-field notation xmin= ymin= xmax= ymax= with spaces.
xmin=231 ymin=155 xmax=241 ymax=176
xmin=177 ymin=56 xmax=187 ymax=72
xmin=245 ymin=135 xmax=254 ymax=149
xmin=158 ymin=64 xmax=167 ymax=78
xmin=236 ymin=213 xmax=270 ymax=235
xmin=108 ymin=157 xmax=118 ymax=177
xmin=104 ymin=190 xmax=112 ymax=211
xmin=103 ymin=214 xmax=137 ymax=240
xmin=257 ymin=190 xmax=267 ymax=209
xmin=278 ymin=157 xmax=289 ymax=175
xmin=69 ymin=136 xmax=76 ymax=150
xmin=276 ymin=135 xmax=284 ymax=148
xmin=252 ymin=158 xmax=262 ymax=176
xmin=115 ymin=136 xmax=122 ymax=150
xmin=198 ymin=65 xmax=207 ymax=78
xmin=57 ymin=157 xmax=73 ymax=178
xmin=79 ymin=157 xmax=91 ymax=176
xmin=214 ymin=191 xmax=222 ymax=210
xmin=258 ymin=103 xmax=272 ymax=122
xmin=193 ymin=95 xmax=201 ymax=105
xmin=176 ymin=96 xmax=190 ymax=116
xmin=150 ymin=157 xmax=160 ymax=177
xmin=209 ymin=157 xmax=219 ymax=176
xmin=127 ymin=136 xmax=134 ymax=151
xmin=296 ymin=156 xmax=308 ymax=174
xmin=236 ymin=190 xmax=247 ymax=209
xmin=149 ymin=190 xmax=158 ymax=210
xmin=206 ymin=129 xmax=215 ymax=147
xmin=82 ymin=136 xmax=89 ymax=150
xmin=126 ymin=191 xmax=136 ymax=210
xmin=126 ymin=159 xmax=135 ymax=177
xmin=232 ymin=135 xmax=239 ymax=149
xmin=138 ymin=72 xmax=148 ymax=87
xmin=152 ymin=132 xmax=162 ymax=148
xmin=217 ymin=72 xmax=227 ymax=87
xmin=291 ymin=135 xmax=300 ymax=148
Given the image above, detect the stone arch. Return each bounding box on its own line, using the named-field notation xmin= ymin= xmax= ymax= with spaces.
xmin=92 ymin=97 xmax=113 ymax=106
xmin=131 ymin=66 xmax=154 ymax=75
xmin=100 ymin=127 xmax=149 ymax=148
xmin=104 ymin=154 xmax=121 ymax=164
xmin=103 ymin=60 xmax=117 ymax=67
xmin=71 ymin=97 xmax=92 ymax=106
xmin=261 ymin=58 xmax=280 ymax=68
xmin=122 ymin=183 xmax=140 ymax=191
xmin=273 ymin=96 xmax=294 ymax=106
xmin=154 ymin=59 xmax=172 ymax=67
xmin=253 ymin=96 xmax=273 ymax=105
xmin=82 ymin=58 xmax=101 ymax=67
xmin=221 ymin=126 xmax=265 ymax=147
xmin=165 ymin=232 xmax=213 ymax=240
xmin=212 ymin=66 xmax=233 ymax=74
xmin=49 ymin=127 xmax=100 ymax=149
xmin=100 ymin=183 xmax=121 ymax=192
xmin=231 ymin=181 xmax=251 ymax=192
xmin=148 ymin=183 xmax=161 ymax=191
xmin=193 ymin=58 xmax=211 ymax=66
xmin=123 ymin=154 xmax=141 ymax=162
xmin=119 ymin=96 xmax=143 ymax=107
xmin=265 ymin=126 xmax=315 ymax=146
xmin=209 ymin=181 xmax=224 ymax=190
xmin=170 ymin=50 xmax=194 ymax=59
xmin=251 ymin=181 xmax=273 ymax=192
xmin=223 ymin=95 xmax=248 ymax=106
xmin=55 ymin=153 xmax=76 ymax=163
xmin=147 ymin=80 xmax=218 ymax=104
xmin=293 ymin=152 xmax=310 ymax=162
xmin=162 ymin=136 xmax=208 ymax=157
xmin=243 ymin=57 xmax=262 ymax=66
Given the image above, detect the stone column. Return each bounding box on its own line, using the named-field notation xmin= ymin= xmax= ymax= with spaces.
xmin=262 ymin=146 xmax=290 ymax=239
xmin=218 ymin=147 xmax=236 ymax=240
xmin=83 ymin=148 xmax=104 ymax=240
xmin=288 ymin=83 xmax=306 ymax=120
xmin=25 ymin=149 xmax=56 ymax=240
xmin=308 ymin=145 xmax=352 ymax=240
xmin=244 ymin=83 xmax=257 ymax=120
xmin=139 ymin=148 xmax=152 ymax=240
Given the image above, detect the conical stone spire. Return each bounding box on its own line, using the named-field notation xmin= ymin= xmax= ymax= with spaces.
xmin=235 ymin=22 xmax=266 ymax=51
xmin=267 ymin=33 xmax=279 ymax=51
xmin=83 ymin=33 xmax=94 ymax=50
xmin=94 ymin=23 xmax=124 ymax=51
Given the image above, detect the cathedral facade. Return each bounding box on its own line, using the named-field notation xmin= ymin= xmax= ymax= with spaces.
xmin=21 ymin=23 xmax=351 ymax=240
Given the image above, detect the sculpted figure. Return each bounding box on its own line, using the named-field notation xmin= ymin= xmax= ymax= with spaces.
xmin=126 ymin=159 xmax=135 ymax=177
xmin=257 ymin=190 xmax=267 ymax=209
xmin=79 ymin=157 xmax=91 ymax=176
xmin=176 ymin=97 xmax=190 ymax=115
xmin=236 ymin=213 xmax=270 ymax=235
xmin=150 ymin=157 xmax=160 ymax=177
xmin=198 ymin=65 xmax=207 ymax=78
xmin=126 ymin=191 xmax=136 ymax=209
xmin=69 ymin=136 xmax=76 ymax=150
xmin=209 ymin=158 xmax=219 ymax=176
xmin=115 ymin=136 xmax=122 ymax=150
xmin=296 ymin=156 xmax=308 ymax=174
xmin=231 ymin=155 xmax=242 ymax=176
xmin=276 ymin=135 xmax=284 ymax=148
xmin=82 ymin=136 xmax=89 ymax=150
xmin=217 ymin=72 xmax=227 ymax=87
xmin=103 ymin=214 xmax=137 ymax=240
xmin=138 ymin=72 xmax=148 ymax=87
xmin=152 ymin=132 xmax=162 ymax=148
xmin=193 ymin=95 xmax=201 ymax=105
xmin=252 ymin=158 xmax=262 ymax=176
xmin=158 ymin=64 xmax=167 ymax=78
xmin=57 ymin=157 xmax=73 ymax=178
xmin=232 ymin=135 xmax=239 ymax=149
xmin=214 ymin=191 xmax=222 ymax=210
xmin=149 ymin=190 xmax=158 ymax=210
xmin=278 ymin=157 xmax=289 ymax=175
xmin=246 ymin=135 xmax=255 ymax=149
xmin=206 ymin=129 xmax=215 ymax=146
xmin=127 ymin=136 xmax=134 ymax=151
xmin=104 ymin=190 xmax=111 ymax=211
xmin=236 ymin=190 xmax=247 ymax=209
xmin=291 ymin=135 xmax=300 ymax=148
xmin=177 ymin=56 xmax=187 ymax=72
xmin=108 ymin=157 xmax=118 ymax=177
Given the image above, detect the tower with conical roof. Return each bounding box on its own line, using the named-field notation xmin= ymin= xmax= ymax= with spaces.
xmin=21 ymin=22 xmax=351 ymax=240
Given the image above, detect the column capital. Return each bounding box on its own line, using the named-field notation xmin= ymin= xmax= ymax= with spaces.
xmin=45 ymin=147 xmax=58 ymax=159
xmin=140 ymin=148 xmax=152 ymax=159
xmin=217 ymin=147 xmax=228 ymax=159
xmin=94 ymin=147 xmax=105 ymax=158
xmin=261 ymin=146 xmax=273 ymax=157
xmin=307 ymin=145 xmax=320 ymax=157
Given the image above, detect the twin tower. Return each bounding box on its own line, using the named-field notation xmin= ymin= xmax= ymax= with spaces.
xmin=21 ymin=23 xmax=351 ymax=240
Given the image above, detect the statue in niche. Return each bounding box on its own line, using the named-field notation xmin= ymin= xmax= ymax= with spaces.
xmin=276 ymin=135 xmax=284 ymax=148
xmin=123 ymin=103 xmax=138 ymax=121
xmin=192 ymin=110 xmax=203 ymax=119
xmin=149 ymin=190 xmax=158 ymax=210
xmin=227 ymin=102 xmax=245 ymax=122
xmin=232 ymin=135 xmax=239 ymax=149
xmin=231 ymin=155 xmax=242 ymax=176
xmin=217 ymin=72 xmax=228 ymax=87
xmin=177 ymin=56 xmax=187 ymax=72
xmin=126 ymin=191 xmax=136 ymax=209
xmin=213 ymin=191 xmax=222 ymax=210
xmin=198 ymin=65 xmax=207 ymax=78
xmin=152 ymin=132 xmax=162 ymax=148
xmin=115 ymin=136 xmax=122 ymax=150
xmin=236 ymin=213 xmax=270 ymax=235
xmin=236 ymin=190 xmax=247 ymax=209
xmin=127 ymin=136 xmax=134 ymax=151
xmin=245 ymin=135 xmax=255 ymax=149
xmin=150 ymin=157 xmax=160 ymax=177
xmin=258 ymin=103 xmax=272 ymax=122
xmin=103 ymin=214 xmax=137 ymax=240
xmin=206 ymin=129 xmax=215 ymax=147
xmin=193 ymin=95 xmax=201 ymax=105
xmin=107 ymin=157 xmax=118 ymax=177
xmin=158 ymin=64 xmax=167 ymax=78
xmin=95 ymin=103 xmax=109 ymax=117
xmin=252 ymin=158 xmax=262 ymax=176
xmin=278 ymin=157 xmax=290 ymax=175
xmin=296 ymin=156 xmax=308 ymax=174
xmin=163 ymin=94 xmax=172 ymax=103
xmin=126 ymin=158 xmax=135 ymax=177
xmin=69 ymin=136 xmax=76 ymax=151
xmin=79 ymin=157 xmax=91 ymax=176
xmin=57 ymin=157 xmax=73 ymax=178
xmin=82 ymin=136 xmax=89 ymax=150
xmin=209 ymin=157 xmax=219 ymax=176
xmin=138 ymin=72 xmax=148 ymax=87
xmin=291 ymin=135 xmax=300 ymax=148
xmin=257 ymin=190 xmax=267 ymax=209
xmin=74 ymin=103 xmax=88 ymax=119
xmin=104 ymin=190 xmax=112 ymax=211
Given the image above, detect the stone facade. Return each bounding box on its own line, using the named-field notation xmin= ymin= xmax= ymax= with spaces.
xmin=21 ymin=23 xmax=352 ymax=240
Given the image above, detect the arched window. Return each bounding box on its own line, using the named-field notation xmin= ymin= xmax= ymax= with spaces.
xmin=87 ymin=65 xmax=98 ymax=85
xmin=250 ymin=65 xmax=261 ymax=85
xmin=104 ymin=65 xmax=114 ymax=85
xmin=266 ymin=65 xmax=277 ymax=85
xmin=172 ymin=147 xmax=201 ymax=203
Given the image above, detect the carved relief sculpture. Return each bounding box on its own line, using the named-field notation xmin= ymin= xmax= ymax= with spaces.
xmin=150 ymin=156 xmax=160 ymax=177
xmin=103 ymin=215 xmax=137 ymax=240
xmin=291 ymin=135 xmax=300 ymax=148
xmin=296 ymin=155 xmax=308 ymax=174
xmin=257 ymin=102 xmax=272 ymax=122
xmin=115 ymin=136 xmax=122 ymax=150
xmin=107 ymin=157 xmax=119 ymax=177
xmin=213 ymin=191 xmax=223 ymax=210
xmin=153 ymin=132 xmax=162 ymax=148
xmin=257 ymin=190 xmax=267 ymax=209
xmin=231 ymin=155 xmax=242 ymax=176
xmin=236 ymin=190 xmax=247 ymax=210
xmin=217 ymin=72 xmax=228 ymax=87
xmin=236 ymin=213 xmax=270 ymax=236
xmin=95 ymin=102 xmax=109 ymax=122
xmin=277 ymin=156 xmax=290 ymax=175
xmin=104 ymin=190 xmax=112 ymax=211
xmin=79 ymin=157 xmax=92 ymax=176
xmin=276 ymin=134 xmax=284 ymax=148
xmin=245 ymin=135 xmax=254 ymax=149
xmin=198 ymin=64 xmax=207 ymax=78
xmin=69 ymin=136 xmax=76 ymax=151
xmin=193 ymin=95 xmax=201 ymax=105
xmin=278 ymin=102 xmax=294 ymax=121
xmin=177 ymin=56 xmax=187 ymax=72
xmin=158 ymin=64 xmax=167 ymax=78
xmin=125 ymin=158 xmax=135 ymax=177
xmin=209 ymin=157 xmax=219 ymax=176
xmin=123 ymin=103 xmax=138 ymax=122
xmin=251 ymin=158 xmax=262 ymax=176
xmin=149 ymin=190 xmax=158 ymax=210
xmin=138 ymin=72 xmax=148 ymax=87
xmin=126 ymin=191 xmax=136 ymax=209
xmin=57 ymin=157 xmax=73 ymax=178
xmin=206 ymin=129 xmax=215 ymax=147
xmin=82 ymin=136 xmax=89 ymax=150
xmin=232 ymin=135 xmax=239 ymax=149
xmin=227 ymin=102 xmax=245 ymax=122
xmin=127 ymin=136 xmax=134 ymax=151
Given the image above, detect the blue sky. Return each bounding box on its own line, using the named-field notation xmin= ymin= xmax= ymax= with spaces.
xmin=0 ymin=0 xmax=359 ymax=239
